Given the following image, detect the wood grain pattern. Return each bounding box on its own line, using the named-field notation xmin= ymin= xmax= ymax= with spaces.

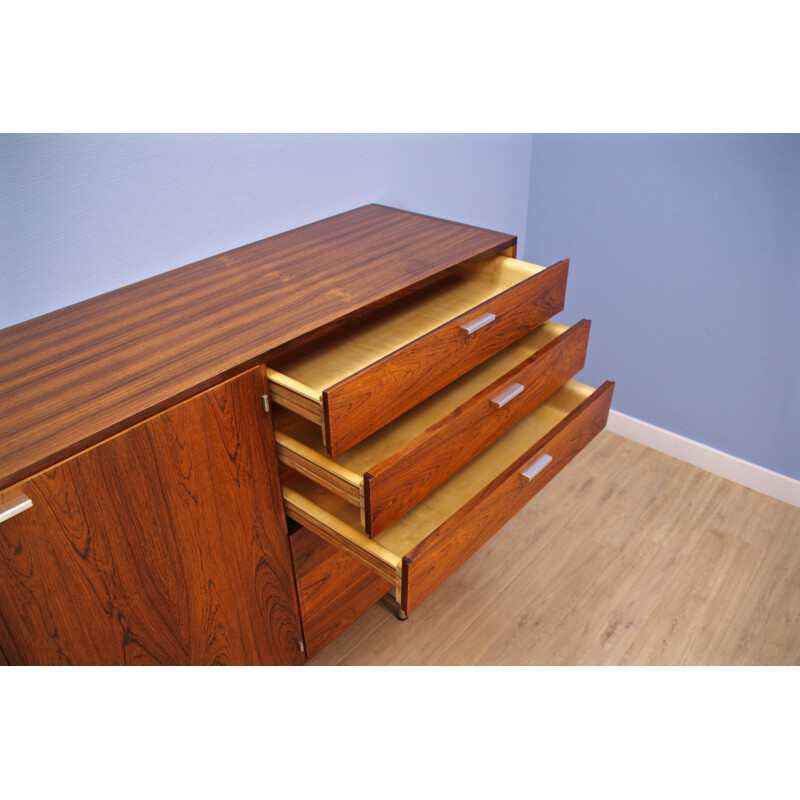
xmin=0 ymin=367 xmax=305 ymax=665
xmin=322 ymin=259 xmax=569 ymax=456
xmin=290 ymin=527 xmax=391 ymax=658
xmin=281 ymin=485 xmax=401 ymax=585
xmin=279 ymin=381 xmax=603 ymax=589
xmin=270 ymin=255 xmax=543 ymax=394
xmin=274 ymin=429 xmax=363 ymax=505
xmin=401 ymin=381 xmax=614 ymax=615
xmin=266 ymin=374 xmax=324 ymax=425
xmin=381 ymin=437 xmax=677 ymax=666
xmin=616 ymin=526 xmax=766 ymax=665
xmin=0 ymin=205 xmax=515 ymax=491
xmin=310 ymin=455 xmax=591 ymax=666
xmin=306 ymin=433 xmax=800 ymax=666
xmin=269 ymin=324 xmax=573 ymax=516
xmin=280 ymin=381 xmax=614 ymax=618
xmin=265 ymin=244 xmax=519 ymax=366
xmin=526 ymin=536 xmax=687 ymax=665
xmin=441 ymin=529 xmax=618 ymax=666
xmin=709 ymin=504 xmax=800 ymax=664
xmin=363 ymin=318 xmax=591 ymax=535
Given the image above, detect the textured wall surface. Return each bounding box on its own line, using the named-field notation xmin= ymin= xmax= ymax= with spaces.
xmin=525 ymin=134 xmax=799 ymax=479
xmin=0 ymin=133 xmax=532 ymax=327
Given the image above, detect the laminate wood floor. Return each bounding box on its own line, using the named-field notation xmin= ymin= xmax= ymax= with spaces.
xmin=308 ymin=431 xmax=800 ymax=666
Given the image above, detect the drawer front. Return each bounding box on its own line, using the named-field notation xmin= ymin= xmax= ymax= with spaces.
xmin=364 ymin=318 xmax=591 ymax=535
xmin=400 ymin=381 xmax=614 ymax=615
xmin=282 ymin=380 xmax=614 ymax=618
xmin=322 ymin=258 xmax=569 ymax=456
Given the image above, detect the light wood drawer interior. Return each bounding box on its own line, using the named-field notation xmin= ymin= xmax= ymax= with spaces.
xmin=266 ymin=254 xmax=559 ymax=455
xmin=282 ymin=379 xmax=606 ymax=610
xmin=269 ymin=255 xmax=544 ymax=398
xmin=273 ymin=320 xmax=589 ymax=534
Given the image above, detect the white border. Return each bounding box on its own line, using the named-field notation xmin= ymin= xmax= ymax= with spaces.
xmin=606 ymin=410 xmax=800 ymax=508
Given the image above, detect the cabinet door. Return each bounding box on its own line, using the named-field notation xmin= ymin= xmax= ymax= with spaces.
xmin=0 ymin=367 xmax=305 ymax=665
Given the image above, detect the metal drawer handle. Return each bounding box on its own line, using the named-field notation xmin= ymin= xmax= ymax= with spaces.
xmin=0 ymin=494 xmax=33 ymax=523
xmin=521 ymin=454 xmax=553 ymax=481
xmin=460 ymin=312 xmax=496 ymax=335
xmin=491 ymin=382 xmax=524 ymax=408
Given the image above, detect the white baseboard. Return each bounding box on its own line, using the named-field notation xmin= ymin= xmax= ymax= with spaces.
xmin=606 ymin=410 xmax=800 ymax=509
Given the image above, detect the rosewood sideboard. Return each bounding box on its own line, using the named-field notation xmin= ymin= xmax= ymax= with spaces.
xmin=0 ymin=205 xmax=613 ymax=664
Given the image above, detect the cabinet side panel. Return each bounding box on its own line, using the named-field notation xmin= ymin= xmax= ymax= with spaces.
xmin=0 ymin=367 xmax=304 ymax=665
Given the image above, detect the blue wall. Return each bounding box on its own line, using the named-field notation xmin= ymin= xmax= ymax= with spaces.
xmin=526 ymin=134 xmax=799 ymax=480
xmin=0 ymin=133 xmax=532 ymax=327
xmin=2 ymin=133 xmax=797 ymax=480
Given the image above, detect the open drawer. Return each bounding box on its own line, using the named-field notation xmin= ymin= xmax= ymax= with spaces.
xmin=282 ymin=379 xmax=614 ymax=617
xmin=273 ymin=320 xmax=592 ymax=537
xmin=267 ymin=255 xmax=569 ymax=457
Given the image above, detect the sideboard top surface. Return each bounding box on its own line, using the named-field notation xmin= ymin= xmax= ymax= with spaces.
xmin=0 ymin=205 xmax=515 ymax=489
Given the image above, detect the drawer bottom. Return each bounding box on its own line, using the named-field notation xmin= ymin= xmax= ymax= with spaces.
xmin=283 ymin=380 xmax=614 ymax=616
